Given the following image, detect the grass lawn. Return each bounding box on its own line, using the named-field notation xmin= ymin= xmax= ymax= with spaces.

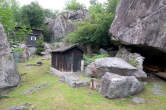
xmin=0 ymin=56 xmax=166 ymax=110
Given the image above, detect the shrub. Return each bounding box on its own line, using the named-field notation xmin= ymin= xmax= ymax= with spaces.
xmin=21 ymin=2 xmax=45 ymax=28
xmin=12 ymin=48 xmax=24 ymax=53
xmin=36 ymin=37 xmax=44 ymax=55
xmin=65 ymin=0 xmax=85 ymax=11
xmin=67 ymin=2 xmax=115 ymax=49
xmin=43 ymin=25 xmax=51 ymax=42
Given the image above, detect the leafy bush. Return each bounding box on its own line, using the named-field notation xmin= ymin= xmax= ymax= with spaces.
xmin=65 ymin=0 xmax=85 ymax=11
xmin=43 ymin=25 xmax=51 ymax=42
xmin=83 ymin=54 xmax=109 ymax=63
xmin=106 ymin=0 xmax=119 ymax=14
xmin=68 ymin=23 xmax=98 ymax=45
xmin=0 ymin=0 xmax=16 ymax=34
xmin=10 ymin=26 xmax=32 ymax=43
xmin=67 ymin=2 xmax=117 ymax=50
xmin=44 ymin=9 xmax=59 ymax=19
xmin=36 ymin=37 xmax=44 ymax=55
xmin=21 ymin=2 xmax=45 ymax=28
xmin=12 ymin=48 xmax=24 ymax=53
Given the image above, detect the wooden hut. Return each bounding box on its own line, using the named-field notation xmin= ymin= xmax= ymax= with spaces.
xmin=51 ymin=45 xmax=83 ymax=72
xmin=15 ymin=26 xmax=43 ymax=47
xmin=25 ymin=29 xmax=43 ymax=47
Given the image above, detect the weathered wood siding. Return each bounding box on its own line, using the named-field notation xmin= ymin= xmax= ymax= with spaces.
xmin=25 ymin=29 xmax=43 ymax=47
xmin=51 ymin=47 xmax=83 ymax=72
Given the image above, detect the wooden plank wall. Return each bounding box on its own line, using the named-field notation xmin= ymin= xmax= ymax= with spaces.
xmin=51 ymin=48 xmax=83 ymax=72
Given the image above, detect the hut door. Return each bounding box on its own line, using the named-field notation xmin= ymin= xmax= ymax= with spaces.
xmin=73 ymin=52 xmax=82 ymax=72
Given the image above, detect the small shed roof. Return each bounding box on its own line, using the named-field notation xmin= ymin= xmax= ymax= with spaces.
xmin=51 ymin=45 xmax=83 ymax=53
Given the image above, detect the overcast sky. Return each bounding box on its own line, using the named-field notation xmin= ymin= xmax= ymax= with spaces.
xmin=19 ymin=0 xmax=107 ymax=11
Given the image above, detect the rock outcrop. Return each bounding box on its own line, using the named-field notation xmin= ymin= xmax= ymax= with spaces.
xmin=110 ymin=0 xmax=166 ymax=55
xmin=46 ymin=10 xmax=88 ymax=42
xmin=99 ymin=72 xmax=144 ymax=99
xmin=85 ymin=57 xmax=147 ymax=78
xmin=116 ymin=47 xmax=146 ymax=77
xmin=99 ymin=48 xmax=109 ymax=55
xmin=13 ymin=44 xmax=36 ymax=63
xmin=7 ymin=103 xmax=32 ymax=110
xmin=0 ymin=24 xmax=20 ymax=93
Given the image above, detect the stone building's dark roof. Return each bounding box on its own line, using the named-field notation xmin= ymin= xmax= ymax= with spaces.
xmin=52 ymin=45 xmax=83 ymax=53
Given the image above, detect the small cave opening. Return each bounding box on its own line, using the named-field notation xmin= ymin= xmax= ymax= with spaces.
xmin=125 ymin=45 xmax=166 ymax=79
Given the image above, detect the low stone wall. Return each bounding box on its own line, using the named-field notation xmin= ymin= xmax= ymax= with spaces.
xmin=13 ymin=47 xmax=37 ymax=63
xmin=50 ymin=67 xmax=89 ymax=88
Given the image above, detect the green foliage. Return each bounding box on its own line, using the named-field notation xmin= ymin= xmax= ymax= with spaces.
xmin=68 ymin=22 xmax=98 ymax=45
xmin=9 ymin=26 xmax=32 ymax=46
xmin=44 ymin=9 xmax=58 ymax=19
xmin=106 ymin=0 xmax=119 ymax=13
xmin=129 ymin=58 xmax=138 ymax=67
xmin=65 ymin=0 xmax=85 ymax=11
xmin=67 ymin=0 xmax=119 ymax=50
xmin=0 ymin=0 xmax=22 ymax=33
xmin=43 ymin=26 xmax=52 ymax=42
xmin=90 ymin=0 xmax=98 ymax=5
xmin=0 ymin=0 xmax=28 ymax=48
xmin=21 ymin=2 xmax=45 ymax=28
xmin=12 ymin=48 xmax=24 ymax=53
xmin=8 ymin=0 xmax=22 ymax=24
xmin=68 ymin=2 xmax=115 ymax=48
xmin=0 ymin=0 xmax=15 ymax=34
xmin=36 ymin=37 xmax=45 ymax=55
xmin=83 ymin=54 xmax=109 ymax=63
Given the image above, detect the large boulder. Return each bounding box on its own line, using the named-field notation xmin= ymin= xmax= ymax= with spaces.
xmin=99 ymin=72 xmax=144 ymax=99
xmin=110 ymin=0 xmax=166 ymax=55
xmin=46 ymin=10 xmax=88 ymax=42
xmin=13 ymin=44 xmax=36 ymax=63
xmin=116 ymin=47 xmax=145 ymax=74
xmin=0 ymin=24 xmax=20 ymax=93
xmin=99 ymin=48 xmax=109 ymax=55
xmin=85 ymin=57 xmax=147 ymax=78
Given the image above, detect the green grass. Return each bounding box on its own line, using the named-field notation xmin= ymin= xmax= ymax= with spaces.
xmin=0 ymin=56 xmax=166 ymax=110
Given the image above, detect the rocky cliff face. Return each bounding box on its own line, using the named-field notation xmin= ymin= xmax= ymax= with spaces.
xmin=0 ymin=24 xmax=20 ymax=93
xmin=110 ymin=0 xmax=166 ymax=53
xmin=46 ymin=10 xmax=88 ymax=42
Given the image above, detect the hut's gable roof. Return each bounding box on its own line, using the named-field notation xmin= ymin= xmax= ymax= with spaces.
xmin=52 ymin=45 xmax=83 ymax=53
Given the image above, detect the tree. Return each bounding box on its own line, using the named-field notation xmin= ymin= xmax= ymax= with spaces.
xmin=21 ymin=2 xmax=45 ymax=28
xmin=44 ymin=9 xmax=58 ymax=19
xmin=67 ymin=0 xmax=119 ymax=52
xmin=0 ymin=0 xmax=22 ymax=29
xmin=9 ymin=0 xmax=22 ymax=25
xmin=43 ymin=25 xmax=51 ymax=42
xmin=106 ymin=0 xmax=119 ymax=14
xmin=0 ymin=0 xmax=32 ymax=48
xmin=0 ymin=0 xmax=15 ymax=34
xmin=9 ymin=26 xmax=32 ymax=47
xmin=65 ymin=0 xmax=85 ymax=11
xmin=36 ymin=37 xmax=44 ymax=55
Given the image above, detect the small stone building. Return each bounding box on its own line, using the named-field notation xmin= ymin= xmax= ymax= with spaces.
xmin=51 ymin=45 xmax=83 ymax=72
xmin=15 ymin=26 xmax=43 ymax=47
xmin=25 ymin=29 xmax=43 ymax=47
